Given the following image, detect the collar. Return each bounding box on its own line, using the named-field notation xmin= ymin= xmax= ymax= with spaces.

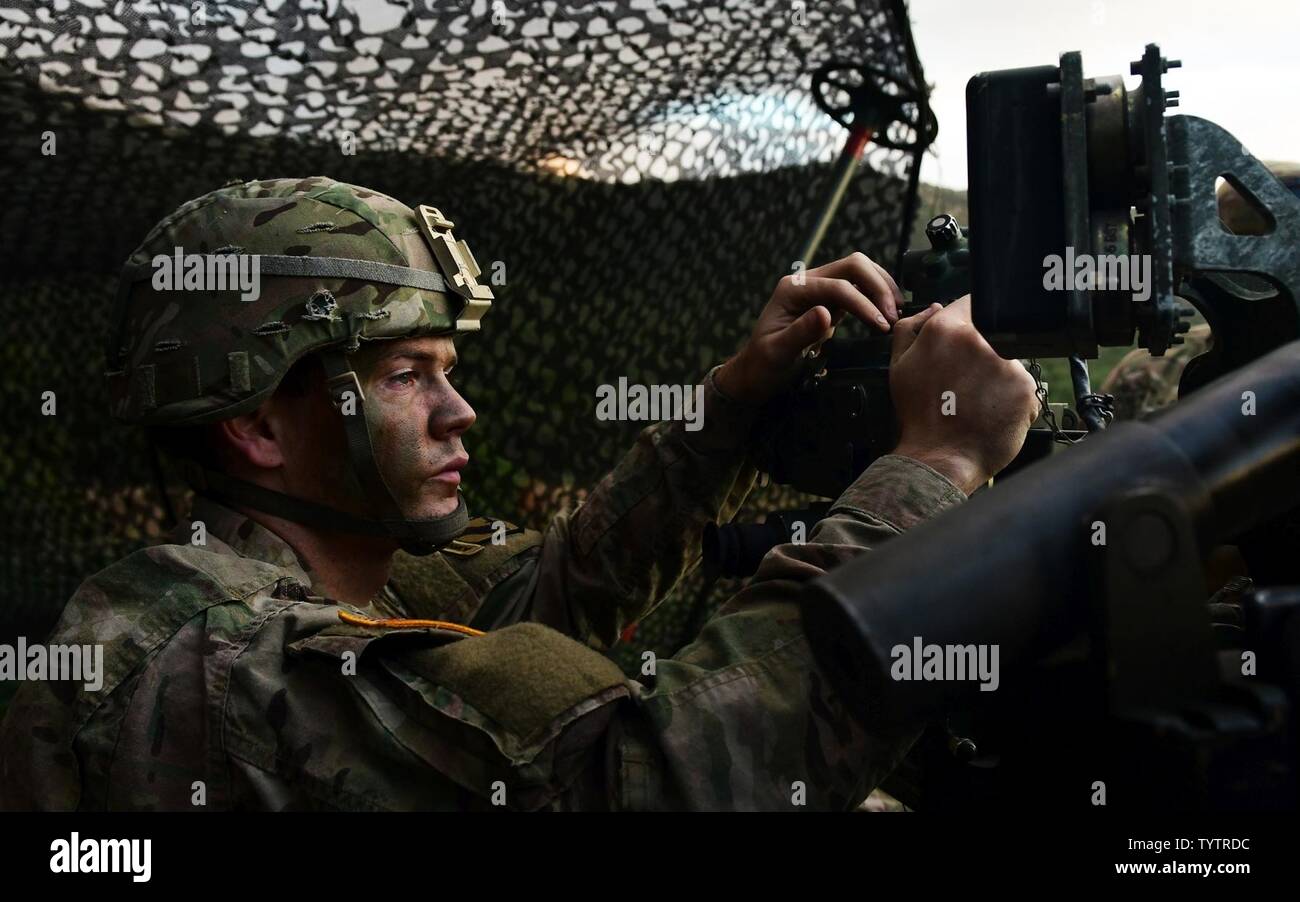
xmin=169 ymin=495 xmax=410 ymax=618
xmin=171 ymin=494 xmax=316 ymax=589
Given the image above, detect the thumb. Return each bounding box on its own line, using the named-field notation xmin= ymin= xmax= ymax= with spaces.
xmin=890 ymin=303 xmax=942 ymax=364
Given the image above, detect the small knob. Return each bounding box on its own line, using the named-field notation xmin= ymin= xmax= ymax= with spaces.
xmin=925 ymin=213 xmax=961 ymax=250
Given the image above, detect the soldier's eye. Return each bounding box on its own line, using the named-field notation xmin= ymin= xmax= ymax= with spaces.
xmin=388 ymin=370 xmax=418 ymax=387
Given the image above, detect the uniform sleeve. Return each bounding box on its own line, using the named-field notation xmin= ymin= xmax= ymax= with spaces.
xmin=605 ymin=454 xmax=967 ymax=810
xmin=472 ymin=364 xmax=762 ymax=648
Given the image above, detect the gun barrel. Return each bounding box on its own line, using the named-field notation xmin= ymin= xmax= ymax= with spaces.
xmin=802 ymin=339 xmax=1300 ymax=724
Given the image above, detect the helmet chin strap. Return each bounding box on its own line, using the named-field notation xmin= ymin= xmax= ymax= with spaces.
xmin=316 ymin=347 xmax=469 ymax=555
xmin=187 ymin=468 xmax=468 ymax=555
xmin=183 ymin=347 xmax=469 ymax=556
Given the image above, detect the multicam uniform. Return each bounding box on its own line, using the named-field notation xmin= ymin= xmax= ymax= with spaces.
xmin=0 ymin=176 xmax=968 ymax=810
xmin=0 ymin=415 xmax=962 ymax=809
xmin=1099 ymin=323 xmax=1213 ymax=420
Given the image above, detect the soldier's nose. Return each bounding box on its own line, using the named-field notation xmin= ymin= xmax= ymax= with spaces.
xmin=432 ymin=388 xmax=475 ymax=439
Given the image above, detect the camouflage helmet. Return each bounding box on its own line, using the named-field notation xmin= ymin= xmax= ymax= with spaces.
xmin=105 ymin=176 xmax=495 ymax=554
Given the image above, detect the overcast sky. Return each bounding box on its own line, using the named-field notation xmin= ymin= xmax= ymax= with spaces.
xmin=908 ymin=0 xmax=1299 ymax=189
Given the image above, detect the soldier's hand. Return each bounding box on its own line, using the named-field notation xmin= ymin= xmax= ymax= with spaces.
xmin=889 ymin=296 xmax=1040 ymax=494
xmin=716 ymin=252 xmax=902 ymax=404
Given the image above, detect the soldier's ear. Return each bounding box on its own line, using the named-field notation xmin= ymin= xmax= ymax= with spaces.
xmin=216 ymin=405 xmax=284 ymax=472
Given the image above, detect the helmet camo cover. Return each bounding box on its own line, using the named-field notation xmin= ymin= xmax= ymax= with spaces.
xmin=107 ymin=176 xmax=492 ymax=426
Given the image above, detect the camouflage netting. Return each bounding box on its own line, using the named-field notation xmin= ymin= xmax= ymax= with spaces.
xmin=0 ymin=0 xmax=929 ymax=675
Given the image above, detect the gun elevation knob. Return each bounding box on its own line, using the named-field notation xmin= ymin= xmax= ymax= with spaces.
xmin=925 ymin=213 xmax=962 ymax=250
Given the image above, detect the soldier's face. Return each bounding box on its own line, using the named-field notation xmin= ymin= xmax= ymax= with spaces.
xmin=274 ymin=335 xmax=475 ymax=524
xmin=354 ymin=335 xmax=475 ymax=519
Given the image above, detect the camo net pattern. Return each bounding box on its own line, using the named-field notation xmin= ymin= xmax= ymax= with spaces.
xmin=0 ymin=0 xmax=925 ymax=672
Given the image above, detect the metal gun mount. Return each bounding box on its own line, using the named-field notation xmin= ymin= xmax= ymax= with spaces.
xmin=803 ymin=337 xmax=1300 ymax=809
xmin=967 ymin=43 xmax=1300 ymax=367
xmin=733 ymin=43 xmax=1300 ymax=574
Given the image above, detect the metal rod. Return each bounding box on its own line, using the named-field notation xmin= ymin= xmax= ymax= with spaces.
xmin=797 ymin=125 xmax=874 ymax=267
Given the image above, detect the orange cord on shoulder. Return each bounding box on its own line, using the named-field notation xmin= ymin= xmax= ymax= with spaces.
xmin=338 ymin=609 xmax=484 ymax=637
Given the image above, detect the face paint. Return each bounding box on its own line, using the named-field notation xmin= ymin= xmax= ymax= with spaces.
xmin=356 ymin=337 xmax=473 ymax=521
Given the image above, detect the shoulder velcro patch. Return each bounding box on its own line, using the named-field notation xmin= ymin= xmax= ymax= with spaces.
xmin=391 ymin=621 xmax=629 ymax=756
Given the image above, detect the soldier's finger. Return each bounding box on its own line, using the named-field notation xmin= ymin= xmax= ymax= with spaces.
xmin=890 ymin=303 xmax=942 ymax=364
xmin=808 ymin=253 xmax=901 ymax=322
xmin=776 ymin=305 xmax=834 ymax=360
xmin=933 ymin=294 xmax=974 ymax=327
xmin=798 ymin=275 xmax=891 ymax=332
xmin=870 ymin=257 xmax=906 ymax=316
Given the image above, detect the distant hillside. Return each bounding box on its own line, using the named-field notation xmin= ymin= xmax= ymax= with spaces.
xmin=909 ymin=182 xmax=970 ymax=247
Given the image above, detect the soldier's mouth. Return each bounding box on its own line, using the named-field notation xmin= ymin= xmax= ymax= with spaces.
xmin=430 ymin=454 xmax=469 ymax=485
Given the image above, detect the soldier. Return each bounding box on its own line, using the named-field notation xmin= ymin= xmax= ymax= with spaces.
xmin=0 ymin=177 xmax=1039 ymax=810
xmin=1100 ymin=322 xmax=1214 ymax=420
xmin=1102 ymin=160 xmax=1299 ymax=419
